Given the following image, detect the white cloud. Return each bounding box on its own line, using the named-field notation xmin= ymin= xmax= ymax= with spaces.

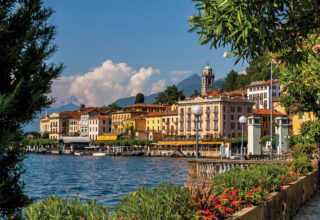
xmin=170 ymin=77 xmax=180 ymax=84
xmin=238 ymin=70 xmax=247 ymax=75
xmin=151 ymin=79 xmax=166 ymax=94
xmin=169 ymin=70 xmax=192 ymax=75
xmin=51 ymin=60 xmax=163 ymax=107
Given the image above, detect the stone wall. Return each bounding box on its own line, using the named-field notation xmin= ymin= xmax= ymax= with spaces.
xmin=228 ymin=170 xmax=319 ymax=220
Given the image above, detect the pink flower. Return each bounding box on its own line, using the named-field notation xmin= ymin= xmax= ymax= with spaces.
xmin=253 ymin=188 xmax=259 ymax=192
xmin=316 ymin=100 xmax=320 ymax=105
xmin=247 ymin=191 xmax=252 ymax=196
xmin=312 ymin=44 xmax=320 ymax=54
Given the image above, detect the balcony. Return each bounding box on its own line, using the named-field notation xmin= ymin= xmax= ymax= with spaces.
xmin=205 ymin=117 xmax=210 ymax=121
xmin=213 ymin=117 xmax=218 ymax=121
xmin=206 ymin=127 xmax=210 ymax=131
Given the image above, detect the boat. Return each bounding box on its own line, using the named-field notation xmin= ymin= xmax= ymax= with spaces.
xmin=92 ymin=152 xmax=107 ymax=157
xmin=74 ymin=151 xmax=84 ymax=156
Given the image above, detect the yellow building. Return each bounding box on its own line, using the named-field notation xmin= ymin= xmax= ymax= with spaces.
xmin=123 ymin=115 xmax=147 ymax=139
xmin=123 ymin=103 xmax=168 ymax=113
xmin=40 ymin=112 xmax=50 ymax=137
xmin=111 ymin=111 xmax=142 ymax=134
xmin=145 ymin=112 xmax=164 ymax=140
xmin=273 ymin=99 xmax=317 ymax=135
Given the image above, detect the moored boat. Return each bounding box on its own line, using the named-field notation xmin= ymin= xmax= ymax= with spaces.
xmin=74 ymin=151 xmax=84 ymax=156
xmin=92 ymin=152 xmax=107 ymax=157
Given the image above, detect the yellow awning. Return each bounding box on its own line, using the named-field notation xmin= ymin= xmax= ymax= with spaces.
xmin=97 ymin=135 xmax=117 ymax=141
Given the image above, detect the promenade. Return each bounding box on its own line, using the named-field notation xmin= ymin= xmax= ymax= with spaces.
xmin=293 ymin=191 xmax=320 ymax=220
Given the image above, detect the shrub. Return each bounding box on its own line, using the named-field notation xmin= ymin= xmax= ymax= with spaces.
xmin=290 ymin=156 xmax=313 ymax=174
xmin=113 ymin=183 xmax=196 ymax=220
xmin=292 ymin=143 xmax=316 ymax=160
xmin=23 ymin=196 xmax=110 ymax=220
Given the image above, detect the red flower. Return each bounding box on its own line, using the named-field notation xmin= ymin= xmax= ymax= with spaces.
xmin=258 ymin=198 xmax=262 ymax=202
xmin=225 ymin=207 xmax=235 ymax=212
xmin=247 ymin=191 xmax=252 ymax=196
xmin=120 ymin=218 xmax=123 ymax=220
xmin=253 ymin=188 xmax=259 ymax=192
xmin=231 ymin=202 xmax=240 ymax=207
xmin=281 ymin=176 xmax=286 ymax=180
xmin=202 ymin=210 xmax=210 ymax=215
xmin=207 ymin=214 xmax=216 ymax=219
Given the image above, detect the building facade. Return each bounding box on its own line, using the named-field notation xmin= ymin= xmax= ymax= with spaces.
xmin=39 ymin=112 xmax=50 ymax=137
xmin=161 ymin=111 xmax=178 ymax=137
xmin=88 ymin=115 xmax=111 ymax=141
xmin=80 ymin=109 xmax=100 ymax=136
xmin=247 ymin=80 xmax=280 ymax=109
xmin=177 ymin=97 xmax=254 ymax=139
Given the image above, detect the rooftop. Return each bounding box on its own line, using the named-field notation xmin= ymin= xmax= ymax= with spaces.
xmin=123 ymin=103 xmax=167 ymax=109
xmin=253 ymin=109 xmax=286 ymax=116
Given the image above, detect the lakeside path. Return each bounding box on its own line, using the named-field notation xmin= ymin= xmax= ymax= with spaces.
xmin=22 ymin=154 xmax=188 ymax=208
xmin=293 ymin=191 xmax=320 ymax=219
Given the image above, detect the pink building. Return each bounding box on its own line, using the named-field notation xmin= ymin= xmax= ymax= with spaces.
xmin=88 ymin=115 xmax=112 ymax=141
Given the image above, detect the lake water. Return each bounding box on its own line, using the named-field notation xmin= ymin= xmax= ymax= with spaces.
xmin=22 ymin=154 xmax=188 ymax=208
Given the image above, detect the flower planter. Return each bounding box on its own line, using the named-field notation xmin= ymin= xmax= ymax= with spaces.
xmin=228 ymin=170 xmax=319 ymax=220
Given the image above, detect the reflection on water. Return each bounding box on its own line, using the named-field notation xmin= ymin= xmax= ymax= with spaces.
xmin=23 ymin=154 xmax=188 ymax=208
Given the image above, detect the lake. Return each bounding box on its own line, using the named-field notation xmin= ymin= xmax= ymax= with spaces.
xmin=22 ymin=154 xmax=188 ymax=208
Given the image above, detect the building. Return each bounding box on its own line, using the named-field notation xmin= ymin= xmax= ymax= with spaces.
xmin=123 ymin=115 xmax=146 ymax=139
xmin=252 ymin=109 xmax=286 ymax=137
xmin=49 ymin=111 xmax=74 ymax=139
xmin=39 ymin=111 xmax=50 ymax=137
xmin=201 ymin=63 xmax=215 ymax=96
xmin=111 ymin=111 xmax=142 ymax=134
xmin=247 ymin=80 xmax=280 ymax=109
xmin=88 ymin=115 xmax=112 ymax=141
xmin=273 ymin=99 xmax=317 ymax=135
xmin=145 ymin=112 xmax=164 ymax=140
xmin=161 ymin=111 xmax=178 ymax=137
xmin=123 ymin=103 xmax=167 ymax=113
xmin=177 ymin=96 xmax=254 ymax=139
xmin=68 ymin=114 xmax=80 ymax=136
xmin=80 ymin=108 xmax=100 ymax=136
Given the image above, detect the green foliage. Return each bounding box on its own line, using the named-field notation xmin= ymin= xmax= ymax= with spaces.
xmin=291 ymin=156 xmax=311 ymax=174
xmin=23 ymin=138 xmax=57 ymax=146
xmin=212 ymin=164 xmax=292 ymax=195
xmin=23 ymin=196 xmax=110 ymax=220
xmin=189 ymin=0 xmax=320 ymax=65
xmin=80 ymin=104 xmax=86 ymax=109
xmin=191 ymin=89 xmax=200 ymax=97
xmin=0 ymin=0 xmax=62 ymax=217
xmin=288 ymin=134 xmax=303 ymax=147
xmin=113 ymin=183 xmax=196 ymax=220
xmin=24 ymin=132 xmax=41 ymax=139
xmin=154 ymin=85 xmax=184 ymax=105
xmin=291 ymin=142 xmax=316 ymax=160
xmin=300 ymin=119 xmax=320 ymax=144
xmin=107 ymin=103 xmax=121 ymax=111
xmin=134 ymin=93 xmax=144 ymax=104
xmin=260 ymin=135 xmax=276 ymax=145
xmin=222 ymin=70 xmax=238 ymax=91
xmin=42 ymin=132 xmax=49 ymax=139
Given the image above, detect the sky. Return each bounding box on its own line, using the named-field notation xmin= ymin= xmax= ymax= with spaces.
xmin=45 ymin=0 xmax=248 ymax=107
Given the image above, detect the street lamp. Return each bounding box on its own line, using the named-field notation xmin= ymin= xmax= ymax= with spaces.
xmin=239 ymin=116 xmax=247 ymax=160
xmin=192 ymin=105 xmax=202 ymax=159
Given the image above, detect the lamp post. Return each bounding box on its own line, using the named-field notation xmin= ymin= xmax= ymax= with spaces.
xmin=239 ymin=116 xmax=247 ymax=160
xmin=270 ymin=61 xmax=273 ymax=160
xmin=192 ymin=105 xmax=202 ymax=159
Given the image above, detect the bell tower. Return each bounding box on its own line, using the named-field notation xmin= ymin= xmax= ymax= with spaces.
xmin=201 ymin=63 xmax=215 ymax=96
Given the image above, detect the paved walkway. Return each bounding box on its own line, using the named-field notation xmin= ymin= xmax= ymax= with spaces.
xmin=292 ymin=191 xmax=320 ymax=220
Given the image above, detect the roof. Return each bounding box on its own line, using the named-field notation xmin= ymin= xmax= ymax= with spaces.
xmin=123 ymin=103 xmax=167 ymax=109
xmin=89 ymin=115 xmax=111 ymax=119
xmin=124 ymin=115 xmax=145 ymax=121
xmin=59 ymin=136 xmax=91 ymax=144
xmin=225 ymin=90 xmax=247 ymax=95
xmin=253 ymin=109 xmax=286 ymax=116
xmin=204 ymin=64 xmax=212 ymax=70
xmin=146 ymin=111 xmax=178 ymax=117
xmin=206 ymin=91 xmax=221 ymax=97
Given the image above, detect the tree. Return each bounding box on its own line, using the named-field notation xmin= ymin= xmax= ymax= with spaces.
xmin=107 ymin=103 xmax=121 ymax=111
xmin=154 ymin=85 xmax=184 ymax=105
xmin=221 ymin=70 xmax=238 ymax=91
xmin=189 ymin=0 xmax=320 ymax=116
xmin=191 ymin=89 xmax=200 ymax=97
xmin=80 ymin=104 xmax=86 ymax=109
xmin=135 ymin=93 xmax=144 ymax=104
xmin=0 ymin=0 xmax=62 ymax=217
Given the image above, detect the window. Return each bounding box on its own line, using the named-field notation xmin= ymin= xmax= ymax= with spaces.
xmin=231 ymin=106 xmax=235 ymax=112
xmin=214 ymin=106 xmax=218 ymax=112
xmin=231 ymin=122 xmax=235 ymax=129
xmin=223 ymin=106 xmax=226 ymax=112
xmin=214 ymin=121 xmax=218 ymax=130
xmin=232 ymin=133 xmax=235 ymax=138
xmin=247 ymin=107 xmax=252 ymax=113
xmin=237 ymin=106 xmax=242 ymax=112
xmin=223 ymin=114 xmax=226 ymax=120
xmin=231 ymin=115 xmax=234 ymax=120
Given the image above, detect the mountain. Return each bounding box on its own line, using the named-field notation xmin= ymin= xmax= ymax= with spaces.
xmin=22 ymin=103 xmax=79 ymax=132
xmin=113 ymin=74 xmax=225 ymax=107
